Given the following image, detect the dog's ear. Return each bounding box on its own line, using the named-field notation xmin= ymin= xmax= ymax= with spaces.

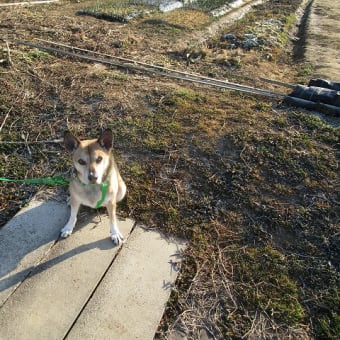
xmin=98 ymin=129 xmax=113 ymax=151
xmin=64 ymin=131 xmax=80 ymax=152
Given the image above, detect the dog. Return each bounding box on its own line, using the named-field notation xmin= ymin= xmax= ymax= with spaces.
xmin=61 ymin=129 xmax=126 ymax=245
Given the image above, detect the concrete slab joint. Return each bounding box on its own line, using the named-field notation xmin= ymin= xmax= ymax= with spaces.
xmin=0 ymin=197 xmax=186 ymax=340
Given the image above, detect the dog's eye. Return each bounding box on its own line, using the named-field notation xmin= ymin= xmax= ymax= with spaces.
xmin=78 ymin=159 xmax=86 ymax=166
xmin=96 ymin=156 xmax=103 ymax=164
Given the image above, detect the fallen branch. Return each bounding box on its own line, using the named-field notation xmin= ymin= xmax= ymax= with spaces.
xmin=5 ymin=41 xmax=13 ymax=67
xmin=0 ymin=107 xmax=13 ymax=134
xmin=0 ymin=0 xmax=59 ymax=7
xmin=0 ymin=139 xmax=63 ymax=144
xmin=16 ymin=40 xmax=285 ymax=99
xmin=259 ymin=77 xmax=295 ymax=89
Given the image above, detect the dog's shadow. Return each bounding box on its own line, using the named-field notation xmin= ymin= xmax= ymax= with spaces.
xmin=0 ymin=200 xmax=117 ymax=300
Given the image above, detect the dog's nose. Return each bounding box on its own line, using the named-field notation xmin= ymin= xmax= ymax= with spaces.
xmin=88 ymin=172 xmax=97 ymax=183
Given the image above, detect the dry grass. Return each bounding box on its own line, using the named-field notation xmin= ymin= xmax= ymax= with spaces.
xmin=0 ymin=0 xmax=339 ymax=338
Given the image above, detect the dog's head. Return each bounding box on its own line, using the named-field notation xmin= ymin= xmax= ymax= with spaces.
xmin=64 ymin=129 xmax=113 ymax=185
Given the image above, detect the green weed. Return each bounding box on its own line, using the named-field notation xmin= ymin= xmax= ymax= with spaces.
xmin=189 ymin=0 xmax=234 ymax=12
xmin=23 ymin=48 xmax=50 ymax=62
xmin=233 ymin=246 xmax=304 ymax=325
xmin=78 ymin=0 xmax=153 ymax=22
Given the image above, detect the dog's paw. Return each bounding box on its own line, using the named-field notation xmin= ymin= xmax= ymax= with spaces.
xmin=60 ymin=227 xmax=73 ymax=238
xmin=111 ymin=232 xmax=124 ymax=246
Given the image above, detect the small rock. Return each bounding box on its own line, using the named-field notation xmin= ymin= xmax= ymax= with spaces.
xmin=168 ymin=328 xmax=188 ymax=340
xmin=243 ymin=33 xmax=259 ymax=49
xmin=244 ymin=33 xmax=258 ymax=40
xmin=221 ymin=33 xmax=236 ymax=41
xmin=199 ymin=328 xmax=214 ymax=340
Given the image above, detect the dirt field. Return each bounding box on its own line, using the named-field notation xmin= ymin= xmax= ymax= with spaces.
xmin=305 ymin=0 xmax=340 ymax=80
xmin=0 ymin=0 xmax=339 ymax=339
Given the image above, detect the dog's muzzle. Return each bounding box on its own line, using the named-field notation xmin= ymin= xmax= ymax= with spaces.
xmin=88 ymin=171 xmax=98 ymax=183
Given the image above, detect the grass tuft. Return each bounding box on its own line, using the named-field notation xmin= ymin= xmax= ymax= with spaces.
xmin=78 ymin=0 xmax=154 ymax=22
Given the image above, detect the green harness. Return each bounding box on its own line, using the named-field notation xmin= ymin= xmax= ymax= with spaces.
xmin=75 ymin=177 xmax=109 ymax=208
xmin=0 ymin=175 xmax=108 ymax=209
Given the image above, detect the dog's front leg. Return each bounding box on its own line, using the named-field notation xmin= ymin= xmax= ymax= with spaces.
xmin=106 ymin=200 xmax=123 ymax=245
xmin=61 ymin=200 xmax=80 ymax=238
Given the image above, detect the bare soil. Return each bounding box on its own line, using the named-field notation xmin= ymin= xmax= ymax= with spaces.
xmin=0 ymin=0 xmax=339 ymax=339
xmin=304 ymin=0 xmax=340 ymax=80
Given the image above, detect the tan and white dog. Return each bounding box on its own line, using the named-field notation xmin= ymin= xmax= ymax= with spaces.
xmin=61 ymin=129 xmax=126 ymax=245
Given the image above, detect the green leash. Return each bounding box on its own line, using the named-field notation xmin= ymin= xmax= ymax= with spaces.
xmin=0 ymin=175 xmax=69 ymax=186
xmin=0 ymin=175 xmax=108 ymax=208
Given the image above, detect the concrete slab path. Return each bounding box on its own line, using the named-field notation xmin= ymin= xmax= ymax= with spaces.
xmin=0 ymin=197 xmax=185 ymax=340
